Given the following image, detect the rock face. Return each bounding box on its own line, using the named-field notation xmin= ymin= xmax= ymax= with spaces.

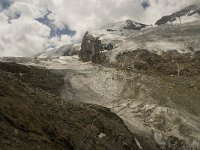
xmin=78 ymin=19 xmax=149 ymax=64
xmin=124 ymin=20 xmax=147 ymax=30
xmin=79 ymin=20 xmax=200 ymax=76
xmin=79 ymin=32 xmax=108 ymax=64
xmin=155 ymin=5 xmax=200 ymax=25
xmin=0 ymin=62 xmax=140 ymax=150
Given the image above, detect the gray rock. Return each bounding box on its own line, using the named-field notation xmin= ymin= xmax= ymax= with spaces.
xmin=79 ymin=32 xmax=108 ymax=64
xmin=156 ymin=5 xmax=200 ymax=25
xmin=124 ymin=20 xmax=147 ymax=30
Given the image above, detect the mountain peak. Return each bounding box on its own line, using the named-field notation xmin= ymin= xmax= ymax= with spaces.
xmin=123 ymin=20 xmax=148 ymax=30
xmin=156 ymin=5 xmax=200 ymax=25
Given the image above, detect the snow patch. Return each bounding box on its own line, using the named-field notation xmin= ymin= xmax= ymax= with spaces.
xmin=98 ymin=133 xmax=106 ymax=139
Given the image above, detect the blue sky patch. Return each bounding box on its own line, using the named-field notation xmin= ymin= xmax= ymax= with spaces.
xmin=36 ymin=11 xmax=76 ymax=38
xmin=0 ymin=0 xmax=13 ymax=11
xmin=141 ymin=0 xmax=150 ymax=9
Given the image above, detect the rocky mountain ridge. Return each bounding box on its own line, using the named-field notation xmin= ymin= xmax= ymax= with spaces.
xmin=76 ymin=5 xmax=200 ymax=149
xmin=1 ymin=4 xmax=200 ymax=150
xmin=156 ymin=5 xmax=200 ymax=25
xmin=80 ymin=21 xmax=200 ymax=76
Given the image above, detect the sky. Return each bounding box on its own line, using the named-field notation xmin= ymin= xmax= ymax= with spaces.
xmin=0 ymin=0 xmax=199 ymax=57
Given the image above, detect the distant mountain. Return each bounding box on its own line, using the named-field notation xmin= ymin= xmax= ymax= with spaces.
xmin=36 ymin=44 xmax=80 ymax=60
xmin=103 ymin=19 xmax=148 ymax=31
xmin=88 ymin=19 xmax=148 ymax=39
xmin=123 ymin=20 xmax=148 ymax=30
xmin=156 ymin=5 xmax=200 ymax=25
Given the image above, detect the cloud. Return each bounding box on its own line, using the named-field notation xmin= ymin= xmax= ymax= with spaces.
xmin=0 ymin=14 xmax=51 ymax=56
xmin=36 ymin=11 xmax=76 ymax=38
xmin=36 ymin=0 xmax=200 ymax=40
xmin=0 ymin=0 xmax=199 ymax=57
xmin=40 ymin=0 xmax=144 ymax=40
xmin=0 ymin=0 xmax=13 ymax=12
xmin=141 ymin=0 xmax=189 ymax=23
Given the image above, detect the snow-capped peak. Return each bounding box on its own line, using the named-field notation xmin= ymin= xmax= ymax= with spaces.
xmin=156 ymin=5 xmax=200 ymax=25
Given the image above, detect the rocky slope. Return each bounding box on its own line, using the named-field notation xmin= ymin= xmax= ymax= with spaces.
xmin=0 ymin=62 xmax=141 ymax=150
xmin=26 ymin=50 xmax=199 ymax=150
xmin=1 ymin=4 xmax=200 ymax=150
xmin=79 ymin=20 xmax=200 ymax=76
xmin=155 ymin=5 xmax=200 ymax=25
xmin=77 ymin=12 xmax=200 ymax=150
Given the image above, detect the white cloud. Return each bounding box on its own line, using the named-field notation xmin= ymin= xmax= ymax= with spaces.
xmin=42 ymin=0 xmax=144 ymax=40
xmin=5 ymin=1 xmax=43 ymax=19
xmin=48 ymin=35 xmax=72 ymax=49
xmin=143 ymin=0 xmax=200 ymax=23
xmin=0 ymin=16 xmax=50 ymax=57
xmin=0 ymin=0 xmax=199 ymax=57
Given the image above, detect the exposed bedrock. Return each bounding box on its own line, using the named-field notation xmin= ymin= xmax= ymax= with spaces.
xmin=79 ymin=32 xmax=110 ymax=64
xmin=79 ymin=32 xmax=200 ymax=76
xmin=116 ymin=49 xmax=200 ymax=76
xmin=123 ymin=20 xmax=147 ymax=30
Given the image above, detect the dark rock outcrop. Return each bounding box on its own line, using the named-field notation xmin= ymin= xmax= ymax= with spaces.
xmin=79 ymin=32 xmax=108 ymax=64
xmin=107 ymin=29 xmax=116 ymax=32
xmin=124 ymin=20 xmax=147 ymax=30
